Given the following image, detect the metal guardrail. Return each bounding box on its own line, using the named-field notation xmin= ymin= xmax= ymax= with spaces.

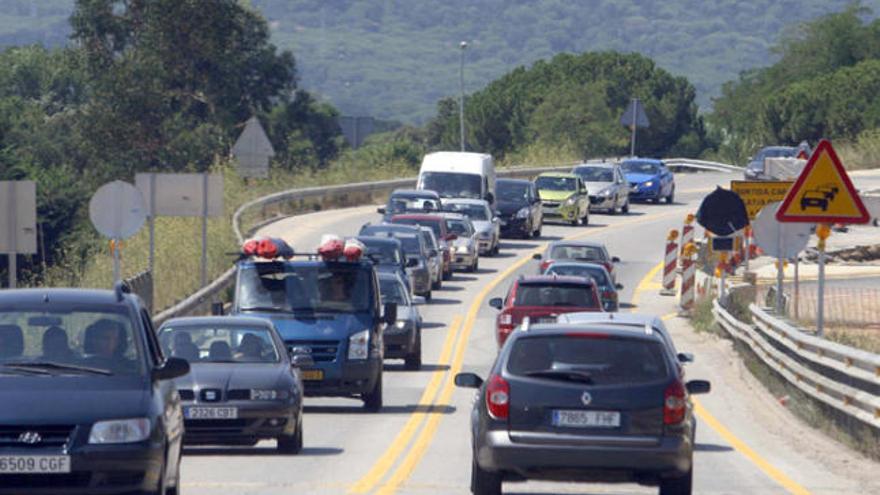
xmin=665 ymin=158 xmax=743 ymax=173
xmin=154 ymin=158 xmax=736 ymax=324
xmin=125 ymin=270 xmax=153 ymax=313
xmin=712 ymin=299 xmax=880 ymax=431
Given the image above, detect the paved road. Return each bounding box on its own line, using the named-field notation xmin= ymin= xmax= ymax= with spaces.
xmin=180 ymin=171 xmax=879 ymax=495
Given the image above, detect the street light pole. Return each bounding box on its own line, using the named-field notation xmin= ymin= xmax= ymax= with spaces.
xmin=459 ymin=41 xmax=468 ymax=152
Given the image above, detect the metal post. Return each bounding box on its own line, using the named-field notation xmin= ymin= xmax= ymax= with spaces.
xmin=201 ymin=172 xmax=209 ymax=287
xmin=817 ymin=246 xmax=825 ymax=336
xmin=148 ymin=173 xmax=156 ymax=277
xmin=112 ymin=239 xmax=120 ymax=284
xmin=775 ymin=224 xmax=784 ymax=314
xmin=459 ymin=41 xmax=467 ymax=152
xmin=794 ymin=256 xmax=800 ymax=320
xmin=6 ymin=182 xmax=16 ymax=289
xmin=744 ymin=228 xmax=751 ymax=273
xmin=629 ymin=98 xmax=638 ymax=157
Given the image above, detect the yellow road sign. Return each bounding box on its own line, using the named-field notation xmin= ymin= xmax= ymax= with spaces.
xmin=730 ymin=180 xmax=793 ymax=220
xmin=776 ymin=139 xmax=870 ymax=224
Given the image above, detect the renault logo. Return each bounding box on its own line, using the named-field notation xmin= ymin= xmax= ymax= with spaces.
xmin=18 ymin=431 xmax=42 ymax=444
xmin=581 ymin=391 xmax=592 ymax=406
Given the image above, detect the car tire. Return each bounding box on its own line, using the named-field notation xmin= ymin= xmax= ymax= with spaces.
xmin=443 ymin=267 xmax=452 ymax=281
xmin=570 ymin=210 xmax=580 ymax=226
xmin=622 ymin=200 xmax=630 ymax=214
xmin=471 ymin=457 xmax=502 ymax=495
xmin=432 ymin=277 xmax=442 ymax=290
xmin=659 ymin=467 xmax=693 ymax=495
xmin=533 ymin=224 xmax=541 ymax=238
xmin=666 ymin=187 xmax=676 ymax=204
xmin=363 ymin=370 xmax=383 ymax=412
xmin=423 ymin=290 xmax=432 ymax=302
xmin=405 ymin=328 xmax=422 ymax=370
xmin=277 ymin=417 xmax=303 ymax=454
xmin=582 ymin=209 xmax=589 ymax=226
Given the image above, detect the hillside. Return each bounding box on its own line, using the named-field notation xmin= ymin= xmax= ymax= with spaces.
xmin=1 ymin=0 xmax=878 ymax=123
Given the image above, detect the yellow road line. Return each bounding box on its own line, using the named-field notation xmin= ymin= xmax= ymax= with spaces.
xmin=693 ymin=400 xmax=811 ymax=495
xmin=347 ymin=315 xmax=463 ymax=494
xmin=631 ymin=264 xmax=812 ymax=495
xmin=374 ymin=208 xmax=689 ymax=494
xmin=629 ymin=261 xmax=664 ymax=311
xmin=661 ymin=312 xmax=678 ymax=321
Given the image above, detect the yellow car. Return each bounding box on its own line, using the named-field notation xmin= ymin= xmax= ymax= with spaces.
xmin=534 ymin=172 xmax=590 ymax=225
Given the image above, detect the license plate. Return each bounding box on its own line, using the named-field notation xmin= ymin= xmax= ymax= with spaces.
xmin=0 ymin=455 xmax=71 ymax=474
xmin=302 ymin=369 xmax=324 ymax=381
xmin=535 ymin=316 xmax=557 ymax=323
xmin=184 ymin=407 xmax=238 ymax=419
xmin=552 ymin=409 xmax=620 ymax=428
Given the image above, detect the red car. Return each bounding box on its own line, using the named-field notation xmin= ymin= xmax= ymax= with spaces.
xmin=488 ymin=275 xmax=603 ymax=347
xmin=390 ymin=214 xmax=456 ymax=280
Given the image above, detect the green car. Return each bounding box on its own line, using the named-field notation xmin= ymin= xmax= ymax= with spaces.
xmin=534 ymin=172 xmax=590 ymax=226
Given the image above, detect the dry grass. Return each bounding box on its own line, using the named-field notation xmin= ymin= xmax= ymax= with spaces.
xmin=836 ymin=129 xmax=880 ymax=170
xmin=823 ymin=327 xmax=880 ymax=354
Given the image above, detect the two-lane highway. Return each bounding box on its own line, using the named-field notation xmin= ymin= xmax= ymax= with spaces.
xmin=180 ymin=171 xmax=879 ymax=495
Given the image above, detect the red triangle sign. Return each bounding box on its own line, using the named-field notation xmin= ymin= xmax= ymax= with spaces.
xmin=776 ymin=139 xmax=869 ymax=224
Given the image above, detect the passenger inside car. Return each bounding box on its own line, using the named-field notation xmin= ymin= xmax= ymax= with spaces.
xmin=83 ymin=319 xmax=133 ymax=371
xmin=41 ymin=326 xmax=75 ymax=362
xmin=236 ymin=333 xmax=264 ymax=360
xmin=0 ymin=324 xmax=24 ymax=359
xmin=172 ymin=332 xmax=200 ymax=361
xmin=209 ymin=341 xmax=233 ymax=361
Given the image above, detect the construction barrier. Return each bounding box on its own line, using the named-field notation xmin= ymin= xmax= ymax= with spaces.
xmin=661 ymin=229 xmax=678 ymax=296
xmin=679 ymin=242 xmax=697 ymax=312
xmin=680 ymin=214 xmax=695 ymax=256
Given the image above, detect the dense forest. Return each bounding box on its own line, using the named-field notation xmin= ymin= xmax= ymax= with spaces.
xmin=0 ymin=0 xmax=877 ymax=123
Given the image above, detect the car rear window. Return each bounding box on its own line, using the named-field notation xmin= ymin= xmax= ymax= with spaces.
xmin=514 ymin=283 xmax=598 ymax=308
xmin=545 ymin=265 xmax=609 ymax=286
xmin=507 ymin=335 xmax=669 ymax=385
xmin=549 ymin=245 xmax=605 ymax=261
xmin=393 ymin=217 xmax=442 ymax=238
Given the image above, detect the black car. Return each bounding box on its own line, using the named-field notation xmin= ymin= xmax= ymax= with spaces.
xmin=0 ymin=283 xmax=189 ymax=495
xmin=157 ymin=316 xmax=311 ymax=453
xmin=377 ymin=272 xmax=423 ymax=369
xmin=376 ymin=189 xmax=443 ymax=221
xmin=455 ymin=323 xmax=710 ymax=495
xmin=495 ymin=179 xmax=543 ymax=238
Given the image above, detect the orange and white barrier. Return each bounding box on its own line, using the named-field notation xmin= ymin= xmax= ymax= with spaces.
xmin=680 ymin=214 xmax=695 ymax=256
xmin=679 ymin=242 xmax=697 ymax=312
xmin=661 ymin=229 xmax=678 ymax=296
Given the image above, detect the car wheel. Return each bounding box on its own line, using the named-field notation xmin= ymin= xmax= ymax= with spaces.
xmin=533 ymin=223 xmax=541 ymax=238
xmin=362 ymin=370 xmax=383 ymax=412
xmin=277 ymin=417 xmax=303 ymax=454
xmin=666 ymin=187 xmax=676 ymax=204
xmin=405 ymin=328 xmax=422 ymax=370
xmin=423 ymin=290 xmax=432 ymax=302
xmin=432 ymin=276 xmax=442 ymax=290
xmin=570 ymin=210 xmax=580 ymax=226
xmin=582 ymin=209 xmax=589 ymax=226
xmin=622 ymin=200 xmax=630 ymax=214
xmin=443 ymin=267 xmax=452 ymax=281
xmin=659 ymin=467 xmax=693 ymax=495
xmin=471 ymin=457 xmax=502 ymax=495
xmin=492 ymin=239 xmax=500 ymax=255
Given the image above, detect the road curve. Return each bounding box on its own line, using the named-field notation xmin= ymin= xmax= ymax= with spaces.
xmin=180 ymin=171 xmax=879 ymax=495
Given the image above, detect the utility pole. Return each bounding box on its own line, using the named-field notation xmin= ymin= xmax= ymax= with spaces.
xmin=459 ymin=41 xmax=468 ymax=152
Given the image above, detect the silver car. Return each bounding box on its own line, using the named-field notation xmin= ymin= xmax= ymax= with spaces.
xmin=442 ymin=213 xmax=479 ymax=272
xmin=572 ymin=162 xmax=630 ymax=215
xmin=442 ymin=198 xmax=500 ymax=255
xmin=418 ymin=226 xmax=443 ymax=290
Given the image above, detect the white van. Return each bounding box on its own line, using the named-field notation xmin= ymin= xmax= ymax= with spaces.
xmin=417 ymin=152 xmax=496 ymax=207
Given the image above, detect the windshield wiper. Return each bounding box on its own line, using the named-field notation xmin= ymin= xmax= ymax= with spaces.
xmin=523 ymin=369 xmax=594 ymax=384
xmin=2 ymin=361 xmax=112 ymax=376
xmin=239 ymin=306 xmax=294 ymax=313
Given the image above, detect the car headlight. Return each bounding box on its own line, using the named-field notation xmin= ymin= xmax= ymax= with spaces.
xmin=348 ymin=330 xmax=370 ymax=360
xmin=250 ymin=389 xmax=290 ymax=400
xmin=564 ymin=195 xmax=577 ymax=206
xmin=89 ymin=418 xmax=151 ymax=444
xmin=642 ymin=181 xmax=654 ymax=188
xmin=599 ymin=188 xmax=612 ymax=197
xmin=395 ymin=320 xmax=408 ymax=329
xmin=516 ymin=206 xmax=530 ymax=218
xmin=457 ymin=245 xmax=469 ymax=253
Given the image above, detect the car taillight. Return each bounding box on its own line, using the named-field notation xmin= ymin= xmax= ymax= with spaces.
xmin=486 ymin=374 xmax=510 ymax=420
xmin=499 ymin=314 xmax=512 ymax=325
xmin=540 ymin=260 xmax=553 ymax=273
xmin=664 ymin=380 xmax=687 ymax=425
xmin=602 ymin=290 xmax=616 ymax=301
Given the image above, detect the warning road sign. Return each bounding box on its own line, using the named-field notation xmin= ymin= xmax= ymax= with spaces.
xmin=776 ymin=139 xmax=869 ymax=224
xmin=730 ymin=180 xmax=794 ymax=220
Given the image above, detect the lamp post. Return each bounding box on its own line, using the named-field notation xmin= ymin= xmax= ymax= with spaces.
xmin=459 ymin=41 xmax=468 ymax=152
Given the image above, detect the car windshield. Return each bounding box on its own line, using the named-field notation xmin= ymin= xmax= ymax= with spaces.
xmin=573 ymin=167 xmax=613 ymax=182
xmin=535 ymin=176 xmax=577 ymax=191
xmin=446 ymin=219 xmax=473 ymax=236
xmin=445 ymin=203 xmax=490 ymax=220
xmin=379 ymin=278 xmax=408 ymax=305
xmin=545 ymin=265 xmax=610 ymax=286
xmin=392 ymin=217 xmax=442 ymax=239
xmin=622 ymin=161 xmax=660 ymax=174
xmin=0 ymin=306 xmax=143 ymax=375
xmin=388 ymin=196 xmax=441 ymax=214
xmin=362 ymin=241 xmax=402 ymax=265
xmin=420 ymin=172 xmax=482 ymax=199
xmin=507 ymin=335 xmax=669 ymax=385
xmin=497 ymin=182 xmax=529 ymax=202
xmin=548 ymin=244 xmax=606 ymax=261
xmin=513 ymin=283 xmax=598 ymax=308
xmin=237 ymin=264 xmax=373 ymax=313
xmin=158 ymin=325 xmax=280 ymax=363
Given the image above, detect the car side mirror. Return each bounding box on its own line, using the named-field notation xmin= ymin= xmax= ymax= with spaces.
xmin=678 ymin=352 xmax=695 ymax=364
xmin=488 ymin=297 xmax=503 ymax=310
xmin=532 ymin=253 xmax=542 ymax=260
xmin=615 ymin=283 xmax=624 ymax=290
xmin=406 ymin=257 xmax=419 ymax=267
xmin=612 ymin=256 xmax=620 ymax=263
xmin=383 ymin=302 xmax=398 ymax=325
xmin=153 ymin=357 xmax=189 ymax=381
xmin=377 ymin=207 xmax=386 ymax=214
xmin=454 ymin=372 xmax=483 ymax=389
xmin=686 ymin=379 xmax=710 ymax=395
xmin=291 ymin=353 xmax=315 ymax=368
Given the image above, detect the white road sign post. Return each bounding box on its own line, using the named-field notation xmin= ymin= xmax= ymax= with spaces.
xmin=0 ymin=181 xmax=37 ymax=288
xmin=135 ymin=173 xmax=224 ymax=287
xmin=89 ymin=181 xmax=147 ymax=284
xmin=752 ymin=201 xmax=811 ymax=314
xmin=232 ymin=116 xmax=275 ymax=179
xmin=620 ymin=98 xmax=650 ymax=157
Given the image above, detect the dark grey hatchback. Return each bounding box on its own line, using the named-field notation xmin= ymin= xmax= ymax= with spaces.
xmin=0 ymin=284 xmax=189 ymax=495
xmin=455 ymin=323 xmax=710 ymax=495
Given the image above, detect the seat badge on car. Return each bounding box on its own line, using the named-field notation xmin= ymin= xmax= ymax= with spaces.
xmin=581 ymin=391 xmax=592 ymax=406
xmin=18 ymin=431 xmax=42 ymax=444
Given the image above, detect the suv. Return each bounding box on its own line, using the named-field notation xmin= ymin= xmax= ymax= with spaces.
xmin=0 ymin=283 xmax=189 ymax=495
xmin=455 ymin=322 xmax=710 ymax=495
xmin=390 ymin=214 xmax=455 ymax=280
xmin=534 ymin=172 xmax=590 ymax=226
xmin=232 ymin=251 xmax=396 ymax=411
xmin=495 ymin=178 xmax=543 ymax=238
xmin=488 ymin=275 xmax=602 ymax=347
